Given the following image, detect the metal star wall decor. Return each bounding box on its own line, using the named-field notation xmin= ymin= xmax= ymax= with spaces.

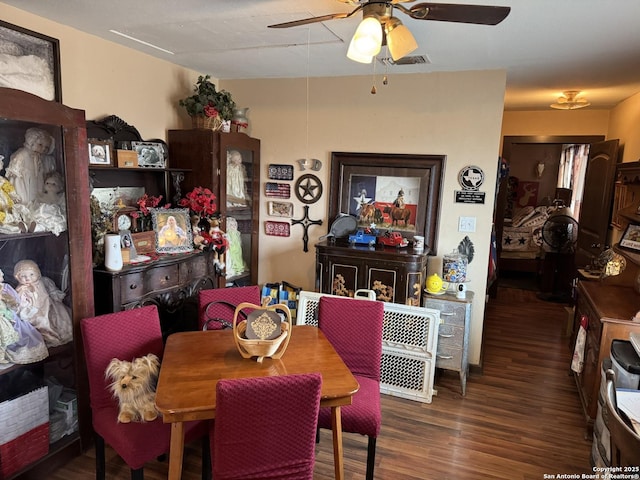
xmin=291 ymin=205 xmax=323 ymax=252
xmin=295 ymin=174 xmax=322 ymax=204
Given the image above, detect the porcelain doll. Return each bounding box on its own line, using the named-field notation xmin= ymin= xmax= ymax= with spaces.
xmin=30 ymin=170 xmax=67 ymax=235
xmin=14 ymin=259 xmax=73 ymax=348
xmin=0 ymin=155 xmax=34 ymax=234
xmin=226 ymin=149 xmax=248 ymax=206
xmin=6 ymin=127 xmax=57 ymax=206
xmin=209 ymin=217 xmax=228 ymax=272
xmin=225 ymin=216 xmax=247 ymax=277
xmin=0 ymin=268 xmax=48 ymax=364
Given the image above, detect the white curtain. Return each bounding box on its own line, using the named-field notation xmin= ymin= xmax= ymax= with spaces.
xmin=557 ymin=144 xmax=590 ymax=219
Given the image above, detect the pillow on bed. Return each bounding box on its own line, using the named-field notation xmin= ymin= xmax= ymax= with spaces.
xmin=520 ymin=210 xmax=548 ymax=229
xmin=502 ymin=226 xmax=533 ymax=251
xmin=511 ymin=206 xmax=535 ymax=227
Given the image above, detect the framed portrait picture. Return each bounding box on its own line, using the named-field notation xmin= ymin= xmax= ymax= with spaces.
xmin=329 ymin=152 xmax=445 ymax=253
xmin=619 ymin=223 xmax=640 ymax=253
xmin=131 ymin=141 xmax=166 ymax=168
xmin=0 ymin=20 xmax=62 ymax=102
xmin=151 ymin=208 xmax=193 ymax=254
xmin=88 ymin=139 xmax=114 ymax=167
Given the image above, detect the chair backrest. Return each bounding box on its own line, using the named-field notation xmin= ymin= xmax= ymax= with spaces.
xmin=317 ymin=295 xmax=384 ymax=380
xmin=80 ymin=305 xmax=164 ymax=410
xmin=198 ymin=285 xmax=261 ymax=330
xmin=604 ymin=368 xmax=640 ymax=467
xmin=212 ymin=373 xmax=322 ymax=480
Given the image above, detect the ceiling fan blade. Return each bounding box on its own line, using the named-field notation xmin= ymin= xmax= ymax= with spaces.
xmin=407 ymin=3 xmax=511 ymax=25
xmin=268 ymin=12 xmax=351 ymax=28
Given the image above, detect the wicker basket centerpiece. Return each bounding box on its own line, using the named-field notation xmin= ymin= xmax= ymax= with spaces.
xmin=232 ymin=299 xmax=292 ymax=363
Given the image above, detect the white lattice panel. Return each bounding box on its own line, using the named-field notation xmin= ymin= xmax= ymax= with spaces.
xmin=296 ymin=291 xmax=440 ymax=403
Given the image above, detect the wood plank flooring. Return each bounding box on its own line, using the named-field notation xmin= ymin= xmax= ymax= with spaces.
xmin=44 ymin=287 xmax=592 ymax=479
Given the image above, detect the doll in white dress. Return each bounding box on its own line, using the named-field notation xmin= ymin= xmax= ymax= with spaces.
xmin=226 ymin=150 xmax=248 ymax=206
xmin=30 ymin=170 xmax=67 ymax=235
xmin=225 ymin=216 xmax=247 ymax=277
xmin=0 ymin=268 xmax=48 ymax=364
xmin=14 ymin=259 xmax=73 ymax=348
xmin=6 ymin=127 xmax=57 ymax=206
xmin=0 ymin=155 xmax=33 ymax=233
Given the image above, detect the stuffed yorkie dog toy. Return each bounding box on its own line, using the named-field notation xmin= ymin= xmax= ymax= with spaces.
xmin=105 ymin=353 xmax=160 ymax=423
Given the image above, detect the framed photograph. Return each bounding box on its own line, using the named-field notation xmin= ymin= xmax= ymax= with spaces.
xmin=0 ymin=20 xmax=62 ymax=102
xmin=151 ymin=208 xmax=193 ymax=254
xmin=619 ymin=223 xmax=640 ymax=252
xmin=267 ymin=201 xmax=293 ymax=218
xmin=131 ymin=141 xmax=166 ymax=168
xmin=329 ymin=152 xmax=445 ymax=253
xmin=88 ymin=139 xmax=114 ymax=166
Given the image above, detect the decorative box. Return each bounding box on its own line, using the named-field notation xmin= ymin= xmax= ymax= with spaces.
xmin=132 ymin=231 xmax=156 ymax=255
xmin=116 ymin=149 xmax=138 ymax=168
xmin=0 ymin=387 xmax=49 ymax=479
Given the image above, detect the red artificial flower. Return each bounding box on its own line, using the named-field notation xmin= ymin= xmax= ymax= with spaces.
xmin=203 ymin=104 xmax=219 ymax=118
xmin=136 ymin=194 xmax=163 ymax=216
xmin=179 ymin=187 xmax=218 ymax=216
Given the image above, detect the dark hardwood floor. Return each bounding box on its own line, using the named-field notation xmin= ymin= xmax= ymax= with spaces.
xmin=46 ymin=286 xmax=592 ymax=479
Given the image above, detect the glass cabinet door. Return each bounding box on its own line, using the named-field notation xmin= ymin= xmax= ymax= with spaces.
xmin=224 ymin=145 xmax=255 ymax=286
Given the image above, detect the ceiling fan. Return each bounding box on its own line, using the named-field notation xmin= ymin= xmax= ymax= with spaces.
xmin=268 ymin=1 xmax=511 ymax=63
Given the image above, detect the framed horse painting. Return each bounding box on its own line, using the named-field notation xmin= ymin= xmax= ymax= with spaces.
xmin=328 ymin=152 xmax=445 ymax=254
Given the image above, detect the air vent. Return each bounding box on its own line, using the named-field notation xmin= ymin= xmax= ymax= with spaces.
xmin=379 ymin=55 xmax=430 ymax=66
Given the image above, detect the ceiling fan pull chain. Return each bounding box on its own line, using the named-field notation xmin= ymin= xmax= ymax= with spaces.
xmin=371 ymin=55 xmax=378 ymax=94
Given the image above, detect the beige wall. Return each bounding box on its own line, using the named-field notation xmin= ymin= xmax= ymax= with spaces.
xmin=608 ymin=90 xmax=640 ymax=163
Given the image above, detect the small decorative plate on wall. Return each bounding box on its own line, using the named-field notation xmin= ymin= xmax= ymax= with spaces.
xmin=268 ymin=164 xmax=294 ymax=181
xmin=265 ymin=221 xmax=290 ymax=237
xmin=265 ymin=182 xmax=291 ymax=198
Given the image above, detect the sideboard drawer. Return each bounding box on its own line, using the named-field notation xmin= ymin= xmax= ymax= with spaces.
xmin=145 ymin=264 xmax=180 ymax=292
xmin=120 ymin=272 xmax=145 ymax=303
xmin=180 ymin=254 xmax=208 ymax=280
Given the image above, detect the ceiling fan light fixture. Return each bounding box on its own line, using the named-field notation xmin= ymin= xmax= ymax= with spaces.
xmin=347 ymin=16 xmax=383 ymax=62
xmin=550 ymin=90 xmax=591 ymax=110
xmin=385 ymin=17 xmax=418 ymax=61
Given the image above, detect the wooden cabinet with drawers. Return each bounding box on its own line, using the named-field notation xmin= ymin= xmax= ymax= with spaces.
xmin=424 ymin=291 xmax=473 ymax=395
xmin=93 ymin=250 xmax=217 ymax=337
xmin=572 ymin=281 xmax=640 ymax=426
xmin=315 ymin=240 xmax=428 ymax=305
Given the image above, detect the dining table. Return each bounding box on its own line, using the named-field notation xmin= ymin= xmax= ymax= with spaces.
xmin=155 ymin=324 xmax=360 ymax=480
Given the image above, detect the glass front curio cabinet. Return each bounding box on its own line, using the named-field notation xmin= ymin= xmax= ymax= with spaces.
xmin=168 ymin=130 xmax=260 ymax=287
xmin=0 ymin=88 xmax=94 ymax=478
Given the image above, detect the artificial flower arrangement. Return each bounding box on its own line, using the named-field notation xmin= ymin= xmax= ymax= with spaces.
xmin=179 ymin=187 xmax=228 ymax=265
xmin=179 ymin=75 xmax=236 ymax=122
xmin=131 ymin=193 xmax=164 ymax=231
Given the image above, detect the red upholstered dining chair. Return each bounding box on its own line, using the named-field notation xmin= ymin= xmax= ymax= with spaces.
xmin=317 ymin=295 xmax=385 ymax=480
xmin=210 ymin=373 xmax=322 ymax=480
xmin=198 ymin=285 xmax=261 ymax=330
xmin=81 ymin=305 xmax=210 ymax=480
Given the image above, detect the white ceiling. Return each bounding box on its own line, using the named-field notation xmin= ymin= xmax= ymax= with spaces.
xmin=6 ymin=0 xmax=640 ymax=110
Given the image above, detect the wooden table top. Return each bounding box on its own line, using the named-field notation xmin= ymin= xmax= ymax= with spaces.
xmin=155 ymin=325 xmax=359 ymax=423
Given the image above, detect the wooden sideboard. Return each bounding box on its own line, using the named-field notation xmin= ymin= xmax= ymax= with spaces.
xmin=93 ymin=251 xmax=217 ymax=337
xmin=315 ymin=241 xmax=429 ymax=306
xmin=572 ymin=280 xmax=640 ymax=428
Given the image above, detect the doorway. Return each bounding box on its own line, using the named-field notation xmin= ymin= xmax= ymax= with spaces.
xmin=493 ymin=135 xmax=605 ymax=294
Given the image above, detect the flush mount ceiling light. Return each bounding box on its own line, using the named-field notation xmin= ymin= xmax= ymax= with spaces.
xmin=269 ymin=1 xmax=511 ymax=63
xmin=550 ymin=90 xmax=591 ymax=110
